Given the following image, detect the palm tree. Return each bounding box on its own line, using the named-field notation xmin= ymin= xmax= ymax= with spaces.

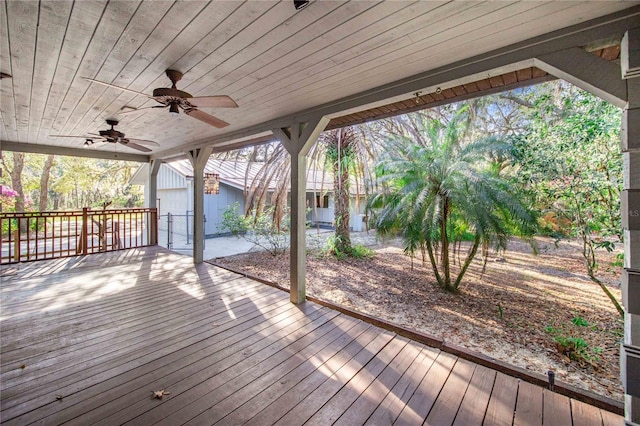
xmin=370 ymin=108 xmax=537 ymax=292
xmin=318 ymin=127 xmax=359 ymax=255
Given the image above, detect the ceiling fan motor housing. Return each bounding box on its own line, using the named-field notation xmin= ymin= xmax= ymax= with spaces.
xmin=100 ymin=119 xmax=125 ymax=141
xmin=153 ymin=87 xmax=198 ymax=111
xmin=152 ymin=87 xmax=192 ymax=99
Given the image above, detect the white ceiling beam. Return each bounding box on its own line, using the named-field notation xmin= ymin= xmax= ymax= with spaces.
xmin=534 ymin=47 xmax=627 ymax=108
xmin=1 ymin=140 xmax=149 ymax=162
xmin=151 ymin=6 xmax=640 ymax=160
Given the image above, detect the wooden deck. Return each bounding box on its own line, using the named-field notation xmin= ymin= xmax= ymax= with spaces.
xmin=0 ymin=247 xmax=622 ymax=425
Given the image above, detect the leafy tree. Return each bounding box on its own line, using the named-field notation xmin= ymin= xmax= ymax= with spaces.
xmin=509 ymin=82 xmax=623 ymax=316
xmin=1 ymin=152 xmax=143 ymax=212
xmin=370 ymin=107 xmax=537 ymax=292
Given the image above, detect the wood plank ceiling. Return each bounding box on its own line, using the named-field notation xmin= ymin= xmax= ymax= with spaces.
xmin=0 ymin=1 xmax=636 ymax=159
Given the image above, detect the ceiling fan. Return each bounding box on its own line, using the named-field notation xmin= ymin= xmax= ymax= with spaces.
xmin=85 ymin=69 xmax=238 ymax=128
xmin=50 ymin=119 xmax=159 ymax=152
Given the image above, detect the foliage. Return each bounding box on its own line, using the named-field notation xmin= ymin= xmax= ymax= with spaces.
xmin=0 ymin=152 xmax=143 ymax=212
xmin=0 ymin=186 xmax=18 ymax=211
xmin=220 ymin=202 xmax=290 ymax=256
xmin=370 ymin=107 xmax=538 ymax=292
xmin=508 ymin=82 xmax=624 ymax=316
xmin=323 ymin=235 xmax=373 ymax=260
xmin=545 ymin=317 xmax=603 ymax=368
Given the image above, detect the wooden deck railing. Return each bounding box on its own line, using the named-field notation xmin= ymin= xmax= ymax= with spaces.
xmin=0 ymin=208 xmax=158 ymax=264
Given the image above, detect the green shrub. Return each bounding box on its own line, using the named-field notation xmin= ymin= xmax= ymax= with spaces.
xmin=220 ymin=203 xmax=289 ymax=256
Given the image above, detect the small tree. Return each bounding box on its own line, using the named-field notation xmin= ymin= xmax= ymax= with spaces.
xmin=370 ymin=109 xmax=537 ymax=292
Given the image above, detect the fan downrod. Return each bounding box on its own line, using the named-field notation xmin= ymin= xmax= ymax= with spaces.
xmin=166 ymin=69 xmax=183 ymax=88
xmin=100 ymin=119 xmax=125 ymax=140
xmin=153 ymin=70 xmax=190 ymax=99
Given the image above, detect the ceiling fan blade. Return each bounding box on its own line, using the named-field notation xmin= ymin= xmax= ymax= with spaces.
xmin=185 ymin=108 xmax=229 ymax=128
xmin=85 ymin=78 xmax=153 ymax=99
xmin=127 ymin=138 xmax=160 ymax=146
xmin=119 ymin=140 xmax=152 ymax=152
xmin=188 ymin=95 xmax=238 ymax=108
xmin=120 ymin=105 xmax=167 ymax=114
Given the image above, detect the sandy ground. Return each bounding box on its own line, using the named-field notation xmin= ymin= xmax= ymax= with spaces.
xmin=215 ymin=235 xmax=624 ymax=401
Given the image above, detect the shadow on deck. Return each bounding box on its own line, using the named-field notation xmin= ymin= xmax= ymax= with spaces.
xmin=0 ymin=246 xmax=622 ymax=425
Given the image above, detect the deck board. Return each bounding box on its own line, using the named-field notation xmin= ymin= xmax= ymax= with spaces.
xmin=543 ymin=388 xmax=572 ymax=425
xmin=0 ymin=247 xmax=623 ymax=425
xmin=395 ymin=351 xmax=458 ymax=425
xmin=571 ymin=398 xmax=605 ymax=425
xmin=453 ymin=364 xmax=497 ymax=426
xmin=485 ymin=372 xmax=520 ymax=426
xmin=302 ymin=335 xmax=409 ymax=426
xmin=364 ymin=346 xmax=439 ymax=425
xmin=332 ymin=338 xmax=421 ymax=426
xmin=272 ymin=331 xmax=396 ymax=425
xmin=514 ymin=380 xmax=544 ymax=426
xmin=426 ymin=358 xmax=477 ymax=424
xmin=243 ymin=322 xmax=377 ymax=426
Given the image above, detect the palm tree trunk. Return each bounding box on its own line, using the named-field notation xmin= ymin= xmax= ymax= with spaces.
xmin=333 ymin=131 xmax=351 ymax=254
xmin=453 ymin=236 xmax=481 ymax=290
xmin=441 ymin=197 xmax=451 ymax=290
xmin=425 ymin=240 xmax=445 ymax=287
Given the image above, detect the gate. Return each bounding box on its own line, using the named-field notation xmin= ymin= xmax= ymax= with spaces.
xmin=158 ymin=211 xmax=205 ymax=250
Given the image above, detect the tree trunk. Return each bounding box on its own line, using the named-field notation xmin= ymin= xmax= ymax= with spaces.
xmin=333 ymin=131 xmax=351 ymax=254
xmin=39 ymin=155 xmax=55 ymax=212
xmin=10 ymin=153 xmax=28 ymax=233
xmin=440 ymin=197 xmax=451 ymax=290
xmin=425 ymin=239 xmax=444 ymax=287
xmin=453 ymin=235 xmax=481 ymax=290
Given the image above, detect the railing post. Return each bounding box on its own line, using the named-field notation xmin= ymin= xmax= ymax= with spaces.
xmin=13 ymin=229 xmax=19 ymax=262
xmin=149 ymin=208 xmax=158 ymax=246
xmin=167 ymin=212 xmax=172 ymax=249
xmin=186 ymin=210 xmax=190 ymax=245
xmin=101 ymin=212 xmax=107 ymax=252
xmin=82 ymin=207 xmax=88 ymax=255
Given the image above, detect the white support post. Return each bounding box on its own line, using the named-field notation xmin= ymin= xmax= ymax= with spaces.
xmin=147 ymin=159 xmax=162 ymax=209
xmin=273 ymin=116 xmax=329 ymax=304
xmin=621 ymin=27 xmax=640 ymax=426
xmin=186 ymin=147 xmax=213 ymax=264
